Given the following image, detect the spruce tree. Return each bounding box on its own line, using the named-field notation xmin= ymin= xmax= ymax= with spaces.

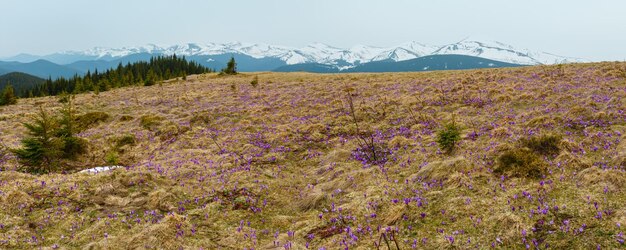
xmin=0 ymin=84 xmax=17 ymax=106
xmin=145 ymin=69 xmax=157 ymax=86
xmin=12 ymin=107 xmax=64 ymax=174
xmin=222 ymin=57 xmax=237 ymax=75
xmin=57 ymin=94 xmax=86 ymax=159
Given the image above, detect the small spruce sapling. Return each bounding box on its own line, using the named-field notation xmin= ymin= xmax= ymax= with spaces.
xmin=250 ymin=76 xmax=259 ymax=88
xmin=57 ymin=94 xmax=87 ymax=159
xmin=12 ymin=107 xmax=65 ymax=174
xmin=436 ymin=121 xmax=462 ymax=154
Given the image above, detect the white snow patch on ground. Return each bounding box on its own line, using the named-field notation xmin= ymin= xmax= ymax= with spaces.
xmin=79 ymin=166 xmax=124 ymax=174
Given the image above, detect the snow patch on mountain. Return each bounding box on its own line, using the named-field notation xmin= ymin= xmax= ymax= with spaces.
xmin=431 ymin=40 xmax=585 ymax=65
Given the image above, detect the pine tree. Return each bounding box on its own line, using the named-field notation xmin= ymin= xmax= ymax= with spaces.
xmin=12 ymin=107 xmax=64 ymax=174
xmin=0 ymin=84 xmax=17 ymax=106
xmin=221 ymin=57 xmax=237 ymax=75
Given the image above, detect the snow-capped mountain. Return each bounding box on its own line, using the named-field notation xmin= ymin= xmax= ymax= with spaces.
xmin=2 ymin=40 xmax=585 ymax=70
xmin=431 ymin=40 xmax=583 ymax=65
xmin=73 ymin=44 xmax=165 ymax=58
xmin=369 ymin=42 xmax=440 ymax=62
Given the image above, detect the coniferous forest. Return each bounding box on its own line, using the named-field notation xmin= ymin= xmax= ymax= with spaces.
xmin=19 ymin=55 xmax=211 ymax=98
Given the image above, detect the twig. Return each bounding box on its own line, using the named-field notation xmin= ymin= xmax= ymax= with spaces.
xmin=376 ymin=232 xmax=392 ymax=250
xmin=414 ymin=95 xmax=424 ymax=108
xmin=391 ymin=231 xmax=401 ymax=249
xmin=407 ymin=106 xmax=420 ymax=125
xmin=437 ymin=83 xmax=448 ymax=104
xmin=346 ymin=90 xmax=378 ymax=163
xmin=375 ymin=231 xmax=401 ymax=250
xmin=346 ymin=91 xmax=362 ymax=136
xmin=208 ymin=131 xmax=224 ymax=153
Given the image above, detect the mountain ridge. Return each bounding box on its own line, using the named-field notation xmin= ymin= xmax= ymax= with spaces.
xmin=274 ymin=54 xmax=524 ymax=73
xmin=0 ymin=40 xmax=585 ymax=79
xmin=0 ymin=72 xmax=45 ymax=96
xmin=2 ymin=40 xmax=586 ymax=69
xmin=0 ymin=60 xmax=84 ymax=79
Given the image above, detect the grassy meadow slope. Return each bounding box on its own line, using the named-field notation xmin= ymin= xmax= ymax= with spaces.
xmin=1 ymin=63 xmax=626 ymax=249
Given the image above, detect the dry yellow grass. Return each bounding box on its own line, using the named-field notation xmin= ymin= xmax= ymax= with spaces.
xmin=0 ymin=62 xmax=626 ymax=249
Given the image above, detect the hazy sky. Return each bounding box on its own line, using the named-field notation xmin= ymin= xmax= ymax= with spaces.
xmin=1 ymin=0 xmax=625 ymax=61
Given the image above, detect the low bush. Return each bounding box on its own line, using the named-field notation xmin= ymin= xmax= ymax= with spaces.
xmin=189 ymin=112 xmax=211 ymax=126
xmin=158 ymin=123 xmax=190 ymax=141
xmin=521 ymin=134 xmax=561 ymax=157
xmin=495 ymin=148 xmax=547 ymax=179
xmin=115 ymin=134 xmax=136 ymax=148
xmin=140 ymin=114 xmax=165 ymax=130
xmin=119 ymin=115 xmax=134 ymax=122
xmin=105 ymin=151 xmax=119 ymax=165
xmin=250 ymin=76 xmax=259 ymax=87
xmin=75 ymin=112 xmax=110 ymax=131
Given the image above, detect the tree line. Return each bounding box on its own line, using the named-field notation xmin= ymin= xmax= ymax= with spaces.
xmin=19 ymin=55 xmax=212 ymax=98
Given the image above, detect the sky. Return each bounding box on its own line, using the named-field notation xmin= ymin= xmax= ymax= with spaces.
xmin=1 ymin=0 xmax=625 ymax=61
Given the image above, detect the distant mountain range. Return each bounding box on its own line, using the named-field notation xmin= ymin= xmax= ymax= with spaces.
xmin=0 ymin=39 xmax=586 ymax=79
xmin=275 ymin=55 xmax=523 ymax=73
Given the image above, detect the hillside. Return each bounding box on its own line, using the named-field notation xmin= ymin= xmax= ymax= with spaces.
xmin=1 ymin=54 xmax=524 ymax=77
xmin=0 ymin=62 xmax=626 ymax=249
xmin=274 ymin=55 xmax=523 ymax=73
xmin=0 ymin=72 xmax=45 ymax=96
xmin=0 ymin=59 xmax=83 ymax=79
xmin=346 ymin=54 xmax=524 ymax=72
xmin=274 ymin=63 xmax=341 ymax=73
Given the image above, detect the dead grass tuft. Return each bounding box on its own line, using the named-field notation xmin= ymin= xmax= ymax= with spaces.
xmin=388 ymin=135 xmax=412 ymax=147
xmin=382 ymin=204 xmax=406 ymax=226
xmin=125 ymin=213 xmax=192 ymax=249
xmin=412 ymin=156 xmax=472 ymax=180
xmin=579 ymin=167 xmax=626 ymax=192
xmin=555 ymin=152 xmax=592 ymax=170
xmin=295 ymin=187 xmax=328 ymax=211
xmin=559 ymin=139 xmax=580 ymax=152
xmin=491 ymin=127 xmax=510 ymax=138
xmin=1 ymin=189 xmax=34 ymax=212
xmin=147 ymin=189 xmax=176 ymax=212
